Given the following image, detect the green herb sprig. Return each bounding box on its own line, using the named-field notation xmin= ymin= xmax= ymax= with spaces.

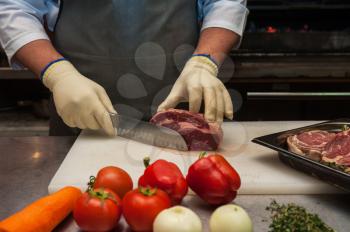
xmin=342 ymin=125 xmax=349 ymax=131
xmin=266 ymin=200 xmax=335 ymax=232
xmin=320 ymin=160 xmax=349 ymax=173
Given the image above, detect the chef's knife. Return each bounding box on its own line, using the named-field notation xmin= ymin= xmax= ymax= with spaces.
xmin=109 ymin=112 xmax=188 ymax=151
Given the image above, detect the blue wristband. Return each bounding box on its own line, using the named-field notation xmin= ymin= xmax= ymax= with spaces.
xmin=40 ymin=58 xmax=67 ymax=81
xmin=191 ymin=54 xmax=218 ymax=67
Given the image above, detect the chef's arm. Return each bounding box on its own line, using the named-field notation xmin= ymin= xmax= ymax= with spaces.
xmin=158 ymin=0 xmax=248 ymax=121
xmin=0 ymin=0 xmax=115 ymax=134
xmin=15 ymin=40 xmax=63 ymax=76
xmin=194 ymin=27 xmax=240 ymax=65
xmin=158 ymin=27 xmax=240 ymax=121
xmin=195 ymin=0 xmax=249 ymax=64
xmin=13 ymin=39 xmax=115 ymax=135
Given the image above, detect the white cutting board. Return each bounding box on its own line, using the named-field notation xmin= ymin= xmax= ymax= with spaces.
xmin=48 ymin=121 xmax=342 ymax=194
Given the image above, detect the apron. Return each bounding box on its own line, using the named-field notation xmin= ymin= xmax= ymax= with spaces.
xmin=50 ymin=0 xmax=199 ymax=136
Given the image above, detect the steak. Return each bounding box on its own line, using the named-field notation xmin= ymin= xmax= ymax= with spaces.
xmin=287 ymin=129 xmax=350 ymax=172
xmin=287 ymin=130 xmax=336 ymax=161
xmin=150 ymin=109 xmax=223 ymax=151
xmin=322 ymin=130 xmax=350 ymax=169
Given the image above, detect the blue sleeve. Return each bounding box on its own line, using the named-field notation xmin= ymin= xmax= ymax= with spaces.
xmin=0 ymin=0 xmax=59 ymax=68
xmin=197 ymin=0 xmax=249 ymax=36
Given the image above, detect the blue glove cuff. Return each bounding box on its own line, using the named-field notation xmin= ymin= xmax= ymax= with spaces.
xmin=191 ymin=54 xmax=218 ymax=67
xmin=40 ymin=58 xmax=67 ymax=81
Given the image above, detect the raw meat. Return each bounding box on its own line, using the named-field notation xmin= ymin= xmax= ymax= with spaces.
xmin=287 ymin=129 xmax=350 ymax=172
xmin=150 ymin=109 xmax=223 ymax=151
xmin=287 ymin=130 xmax=336 ymax=161
xmin=322 ymin=130 xmax=350 ymax=169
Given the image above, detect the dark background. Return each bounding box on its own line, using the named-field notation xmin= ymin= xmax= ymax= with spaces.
xmin=1 ymin=0 xmax=350 ymax=135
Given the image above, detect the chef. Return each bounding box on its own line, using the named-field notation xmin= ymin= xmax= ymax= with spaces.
xmin=0 ymin=0 xmax=248 ymax=136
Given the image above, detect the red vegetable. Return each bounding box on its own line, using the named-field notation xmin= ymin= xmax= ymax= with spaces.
xmin=138 ymin=157 xmax=188 ymax=205
xmin=186 ymin=152 xmax=241 ymax=205
xmin=73 ymin=188 xmax=122 ymax=231
xmin=91 ymin=166 xmax=133 ymax=198
xmin=122 ymin=187 xmax=171 ymax=231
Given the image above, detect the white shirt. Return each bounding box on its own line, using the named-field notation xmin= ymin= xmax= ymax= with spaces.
xmin=0 ymin=0 xmax=248 ymax=69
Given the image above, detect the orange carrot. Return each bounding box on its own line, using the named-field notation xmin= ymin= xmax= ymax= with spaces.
xmin=0 ymin=186 xmax=81 ymax=232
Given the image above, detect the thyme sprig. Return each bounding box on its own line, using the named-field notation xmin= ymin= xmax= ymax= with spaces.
xmin=266 ymin=200 xmax=335 ymax=232
xmin=320 ymin=160 xmax=349 ymax=173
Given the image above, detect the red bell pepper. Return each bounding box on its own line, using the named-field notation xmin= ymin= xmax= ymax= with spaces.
xmin=186 ymin=152 xmax=241 ymax=205
xmin=138 ymin=157 xmax=188 ymax=205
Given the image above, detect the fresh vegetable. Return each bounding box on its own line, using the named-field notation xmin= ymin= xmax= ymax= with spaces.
xmin=73 ymin=188 xmax=122 ymax=231
xmin=186 ymin=152 xmax=241 ymax=205
xmin=153 ymin=206 xmax=202 ymax=232
xmin=138 ymin=157 xmax=188 ymax=204
xmin=0 ymin=186 xmax=81 ymax=232
xmin=122 ymin=187 xmax=171 ymax=231
xmin=320 ymin=160 xmax=349 ymax=173
xmin=90 ymin=166 xmax=133 ymax=198
xmin=266 ymin=200 xmax=335 ymax=232
xmin=210 ymin=204 xmax=253 ymax=232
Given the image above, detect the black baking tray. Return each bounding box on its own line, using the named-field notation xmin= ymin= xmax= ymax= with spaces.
xmin=252 ymin=119 xmax=350 ymax=192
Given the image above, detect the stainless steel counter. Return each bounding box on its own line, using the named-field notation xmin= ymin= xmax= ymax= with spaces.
xmin=0 ymin=136 xmax=349 ymax=232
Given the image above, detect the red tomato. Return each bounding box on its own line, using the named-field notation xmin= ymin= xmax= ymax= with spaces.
xmin=122 ymin=187 xmax=171 ymax=231
xmin=73 ymin=188 xmax=122 ymax=231
xmin=93 ymin=166 xmax=133 ymax=198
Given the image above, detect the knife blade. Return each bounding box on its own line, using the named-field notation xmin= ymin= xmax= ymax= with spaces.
xmin=109 ymin=112 xmax=188 ymax=151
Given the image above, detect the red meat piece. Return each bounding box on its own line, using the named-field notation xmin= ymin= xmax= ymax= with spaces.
xmin=150 ymin=109 xmax=223 ymax=151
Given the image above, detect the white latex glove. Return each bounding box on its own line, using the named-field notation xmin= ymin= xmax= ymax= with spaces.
xmin=42 ymin=60 xmax=116 ymax=136
xmin=158 ymin=56 xmax=233 ymax=122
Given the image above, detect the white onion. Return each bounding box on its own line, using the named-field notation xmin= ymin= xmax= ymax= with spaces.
xmin=153 ymin=206 xmax=202 ymax=232
xmin=210 ymin=204 xmax=253 ymax=232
